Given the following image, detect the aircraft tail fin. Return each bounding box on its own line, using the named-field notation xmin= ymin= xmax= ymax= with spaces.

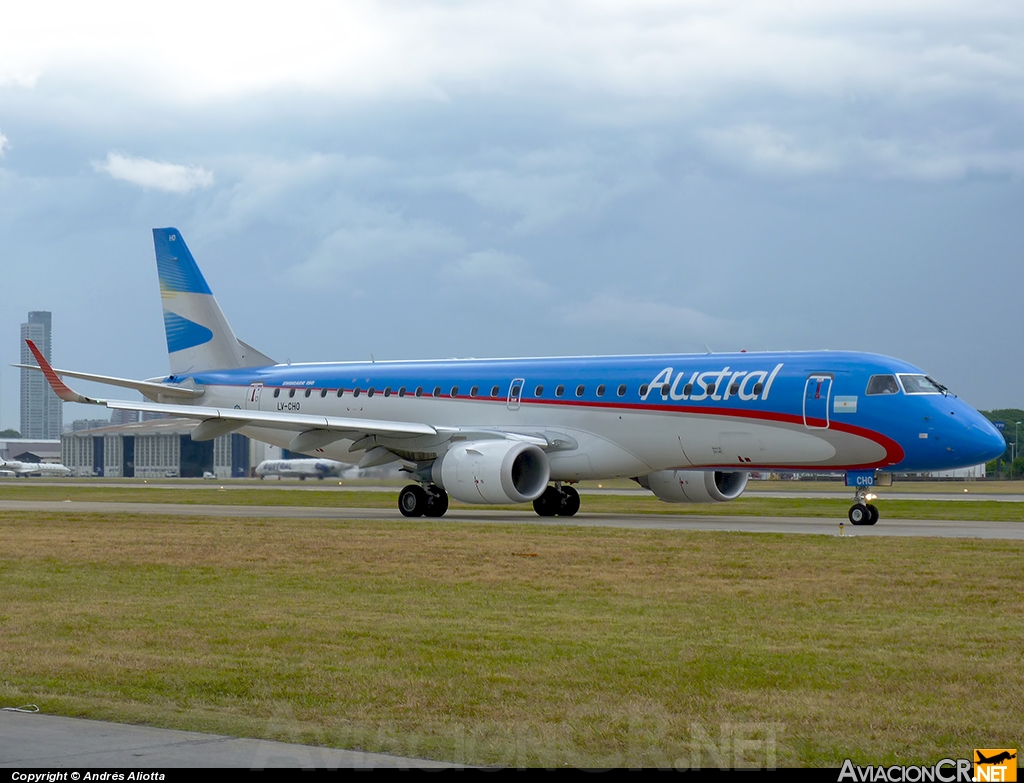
xmin=153 ymin=228 xmax=275 ymax=375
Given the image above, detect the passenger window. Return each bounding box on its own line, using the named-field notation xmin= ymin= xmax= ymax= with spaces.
xmin=706 ymin=383 xmax=716 ymax=395
xmin=451 ymin=386 xmax=459 ymax=397
xmin=470 ymin=386 xmax=478 ymax=397
xmin=684 ymin=384 xmax=693 ymax=395
xmin=398 ymin=387 xmax=406 ymax=397
xmin=336 ymin=388 xmax=344 ymax=398
xmin=596 ymin=384 xmax=605 ymax=397
xmin=491 ymin=385 xmax=500 ymax=397
xmin=661 ymin=383 xmax=670 ymax=397
xmin=555 ymin=385 xmax=564 ymax=397
xmin=729 ymin=383 xmax=739 ymax=395
xmin=273 ymin=389 xmax=280 ymax=398
xmin=433 ymin=386 xmax=441 ymax=397
xmin=867 ymin=375 xmax=900 ymax=395
xmin=367 ymin=387 xmax=375 ymax=397
xmin=617 ymin=384 xmax=626 ymax=397
xmin=753 ymin=382 xmax=763 ymax=395
xmin=576 ymin=385 xmax=585 ymax=397
xmin=289 ymin=389 xmax=296 ymax=398
xmin=353 ymin=388 xmax=361 ymax=397
xmin=320 ymin=388 xmax=328 ymax=398
xmin=383 ymin=387 xmax=391 ymax=397
xmin=640 ymin=384 xmax=649 ymax=397
xmin=415 ymin=387 xmax=423 ymax=397
xmin=535 ymin=385 xmax=544 ymax=397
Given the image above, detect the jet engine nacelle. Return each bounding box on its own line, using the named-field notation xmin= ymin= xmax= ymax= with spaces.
xmin=433 ymin=440 xmax=550 ymax=505
xmin=636 ymin=470 xmax=749 ymax=503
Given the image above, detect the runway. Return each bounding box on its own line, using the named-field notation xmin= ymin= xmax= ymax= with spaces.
xmin=2 ymin=498 xmax=1022 ymax=539
xmin=0 ymin=710 xmax=453 ymax=769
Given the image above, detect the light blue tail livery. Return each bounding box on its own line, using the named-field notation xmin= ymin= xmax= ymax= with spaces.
xmin=153 ymin=228 xmax=274 ymax=375
xmin=154 ymin=229 xmax=213 ymax=295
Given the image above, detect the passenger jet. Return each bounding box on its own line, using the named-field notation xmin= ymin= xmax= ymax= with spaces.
xmin=23 ymin=228 xmax=1005 ymax=524
xmin=0 ymin=459 xmax=72 ymax=478
xmin=255 ymin=458 xmax=346 ymax=480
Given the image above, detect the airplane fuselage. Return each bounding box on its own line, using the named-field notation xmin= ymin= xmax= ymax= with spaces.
xmin=176 ymin=350 xmax=1001 ymax=480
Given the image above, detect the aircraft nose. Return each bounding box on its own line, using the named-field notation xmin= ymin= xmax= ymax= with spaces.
xmin=964 ymin=414 xmax=1007 ymax=465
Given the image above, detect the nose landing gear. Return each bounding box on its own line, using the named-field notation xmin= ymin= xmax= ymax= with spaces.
xmin=848 ymin=488 xmax=879 ymax=526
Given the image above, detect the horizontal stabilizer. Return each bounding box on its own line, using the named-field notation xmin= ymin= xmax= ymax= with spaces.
xmin=14 ymin=361 xmax=201 ymax=401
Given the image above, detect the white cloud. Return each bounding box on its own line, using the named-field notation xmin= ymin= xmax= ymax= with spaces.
xmin=92 ymin=152 xmax=213 ymax=193
xmin=0 ymin=130 xmax=8 ymax=156
xmin=4 ymin=1 xmax=1022 ymax=105
xmin=700 ymin=124 xmax=840 ymax=176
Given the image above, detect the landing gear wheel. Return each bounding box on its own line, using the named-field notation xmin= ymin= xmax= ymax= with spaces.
xmin=558 ymin=485 xmax=581 ymax=517
xmin=848 ymin=504 xmax=870 ymax=525
xmin=866 ymin=504 xmax=879 ymax=526
xmin=399 ymin=484 xmax=428 ymax=517
xmin=533 ymin=486 xmax=561 ymax=517
xmin=424 ymin=486 xmax=449 ymax=518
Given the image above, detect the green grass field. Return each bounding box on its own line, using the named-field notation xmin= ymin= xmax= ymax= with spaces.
xmin=1 ymin=503 xmax=1022 ymax=766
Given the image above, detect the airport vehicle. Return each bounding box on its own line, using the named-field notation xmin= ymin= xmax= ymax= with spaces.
xmin=255 ymin=458 xmax=345 ymax=480
xmin=0 ymin=459 xmax=72 ymax=477
xmin=23 ymin=228 xmax=1005 ymax=524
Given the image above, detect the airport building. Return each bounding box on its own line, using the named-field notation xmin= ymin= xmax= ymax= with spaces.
xmin=20 ymin=311 xmax=62 ymax=439
xmin=61 ymin=419 xmax=252 ymax=478
xmin=0 ymin=437 xmax=62 ymax=464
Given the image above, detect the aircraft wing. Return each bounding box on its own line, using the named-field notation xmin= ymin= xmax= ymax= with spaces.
xmin=106 ymin=399 xmax=437 ymax=440
xmin=24 ymin=339 xmax=567 ymax=454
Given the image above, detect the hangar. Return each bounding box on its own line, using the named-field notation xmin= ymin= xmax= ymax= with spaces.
xmin=61 ymin=419 xmax=251 ymax=478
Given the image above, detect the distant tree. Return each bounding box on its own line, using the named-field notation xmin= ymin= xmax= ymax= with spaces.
xmin=0 ymin=428 xmax=22 ymax=438
xmin=1013 ymin=456 xmax=1024 ymax=479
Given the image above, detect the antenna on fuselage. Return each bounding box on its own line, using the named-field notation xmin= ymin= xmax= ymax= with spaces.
xmin=704 ymin=344 xmax=714 ymax=354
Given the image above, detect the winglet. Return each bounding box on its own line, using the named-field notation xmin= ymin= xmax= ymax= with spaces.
xmin=24 ymin=340 xmax=104 ymax=405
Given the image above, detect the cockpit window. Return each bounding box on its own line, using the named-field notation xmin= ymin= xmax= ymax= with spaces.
xmin=866 ymin=375 xmax=900 ymax=395
xmin=898 ymin=374 xmax=946 ymax=395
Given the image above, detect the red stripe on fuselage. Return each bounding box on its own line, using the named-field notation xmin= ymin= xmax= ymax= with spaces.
xmin=237 ymin=384 xmax=906 ymax=470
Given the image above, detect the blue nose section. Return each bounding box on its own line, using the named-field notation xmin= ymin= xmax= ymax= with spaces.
xmin=964 ymin=414 xmax=1008 ymax=466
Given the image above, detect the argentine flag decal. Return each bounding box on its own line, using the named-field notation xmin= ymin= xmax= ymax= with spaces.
xmin=833 ymin=396 xmax=858 ymax=413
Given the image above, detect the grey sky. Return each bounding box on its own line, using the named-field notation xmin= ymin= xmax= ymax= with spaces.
xmin=2 ymin=1 xmax=1022 ymax=428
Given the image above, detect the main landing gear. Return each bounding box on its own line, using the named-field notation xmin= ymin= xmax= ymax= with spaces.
xmin=532 ymin=484 xmax=580 ymax=517
xmin=848 ymin=487 xmax=879 ymax=526
xmin=398 ymin=484 xmax=449 ymax=518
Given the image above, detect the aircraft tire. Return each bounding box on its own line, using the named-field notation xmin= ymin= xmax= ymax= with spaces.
xmin=533 ymin=486 xmax=561 ymax=517
xmin=848 ymin=504 xmax=870 ymax=525
xmin=866 ymin=504 xmax=879 ymax=525
xmin=399 ymin=484 xmax=428 ymax=517
xmin=424 ymin=486 xmax=449 ymax=518
xmin=558 ymin=486 xmax=581 ymax=517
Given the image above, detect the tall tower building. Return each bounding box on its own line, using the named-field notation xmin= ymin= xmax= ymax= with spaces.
xmin=20 ymin=311 xmax=62 ymax=439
